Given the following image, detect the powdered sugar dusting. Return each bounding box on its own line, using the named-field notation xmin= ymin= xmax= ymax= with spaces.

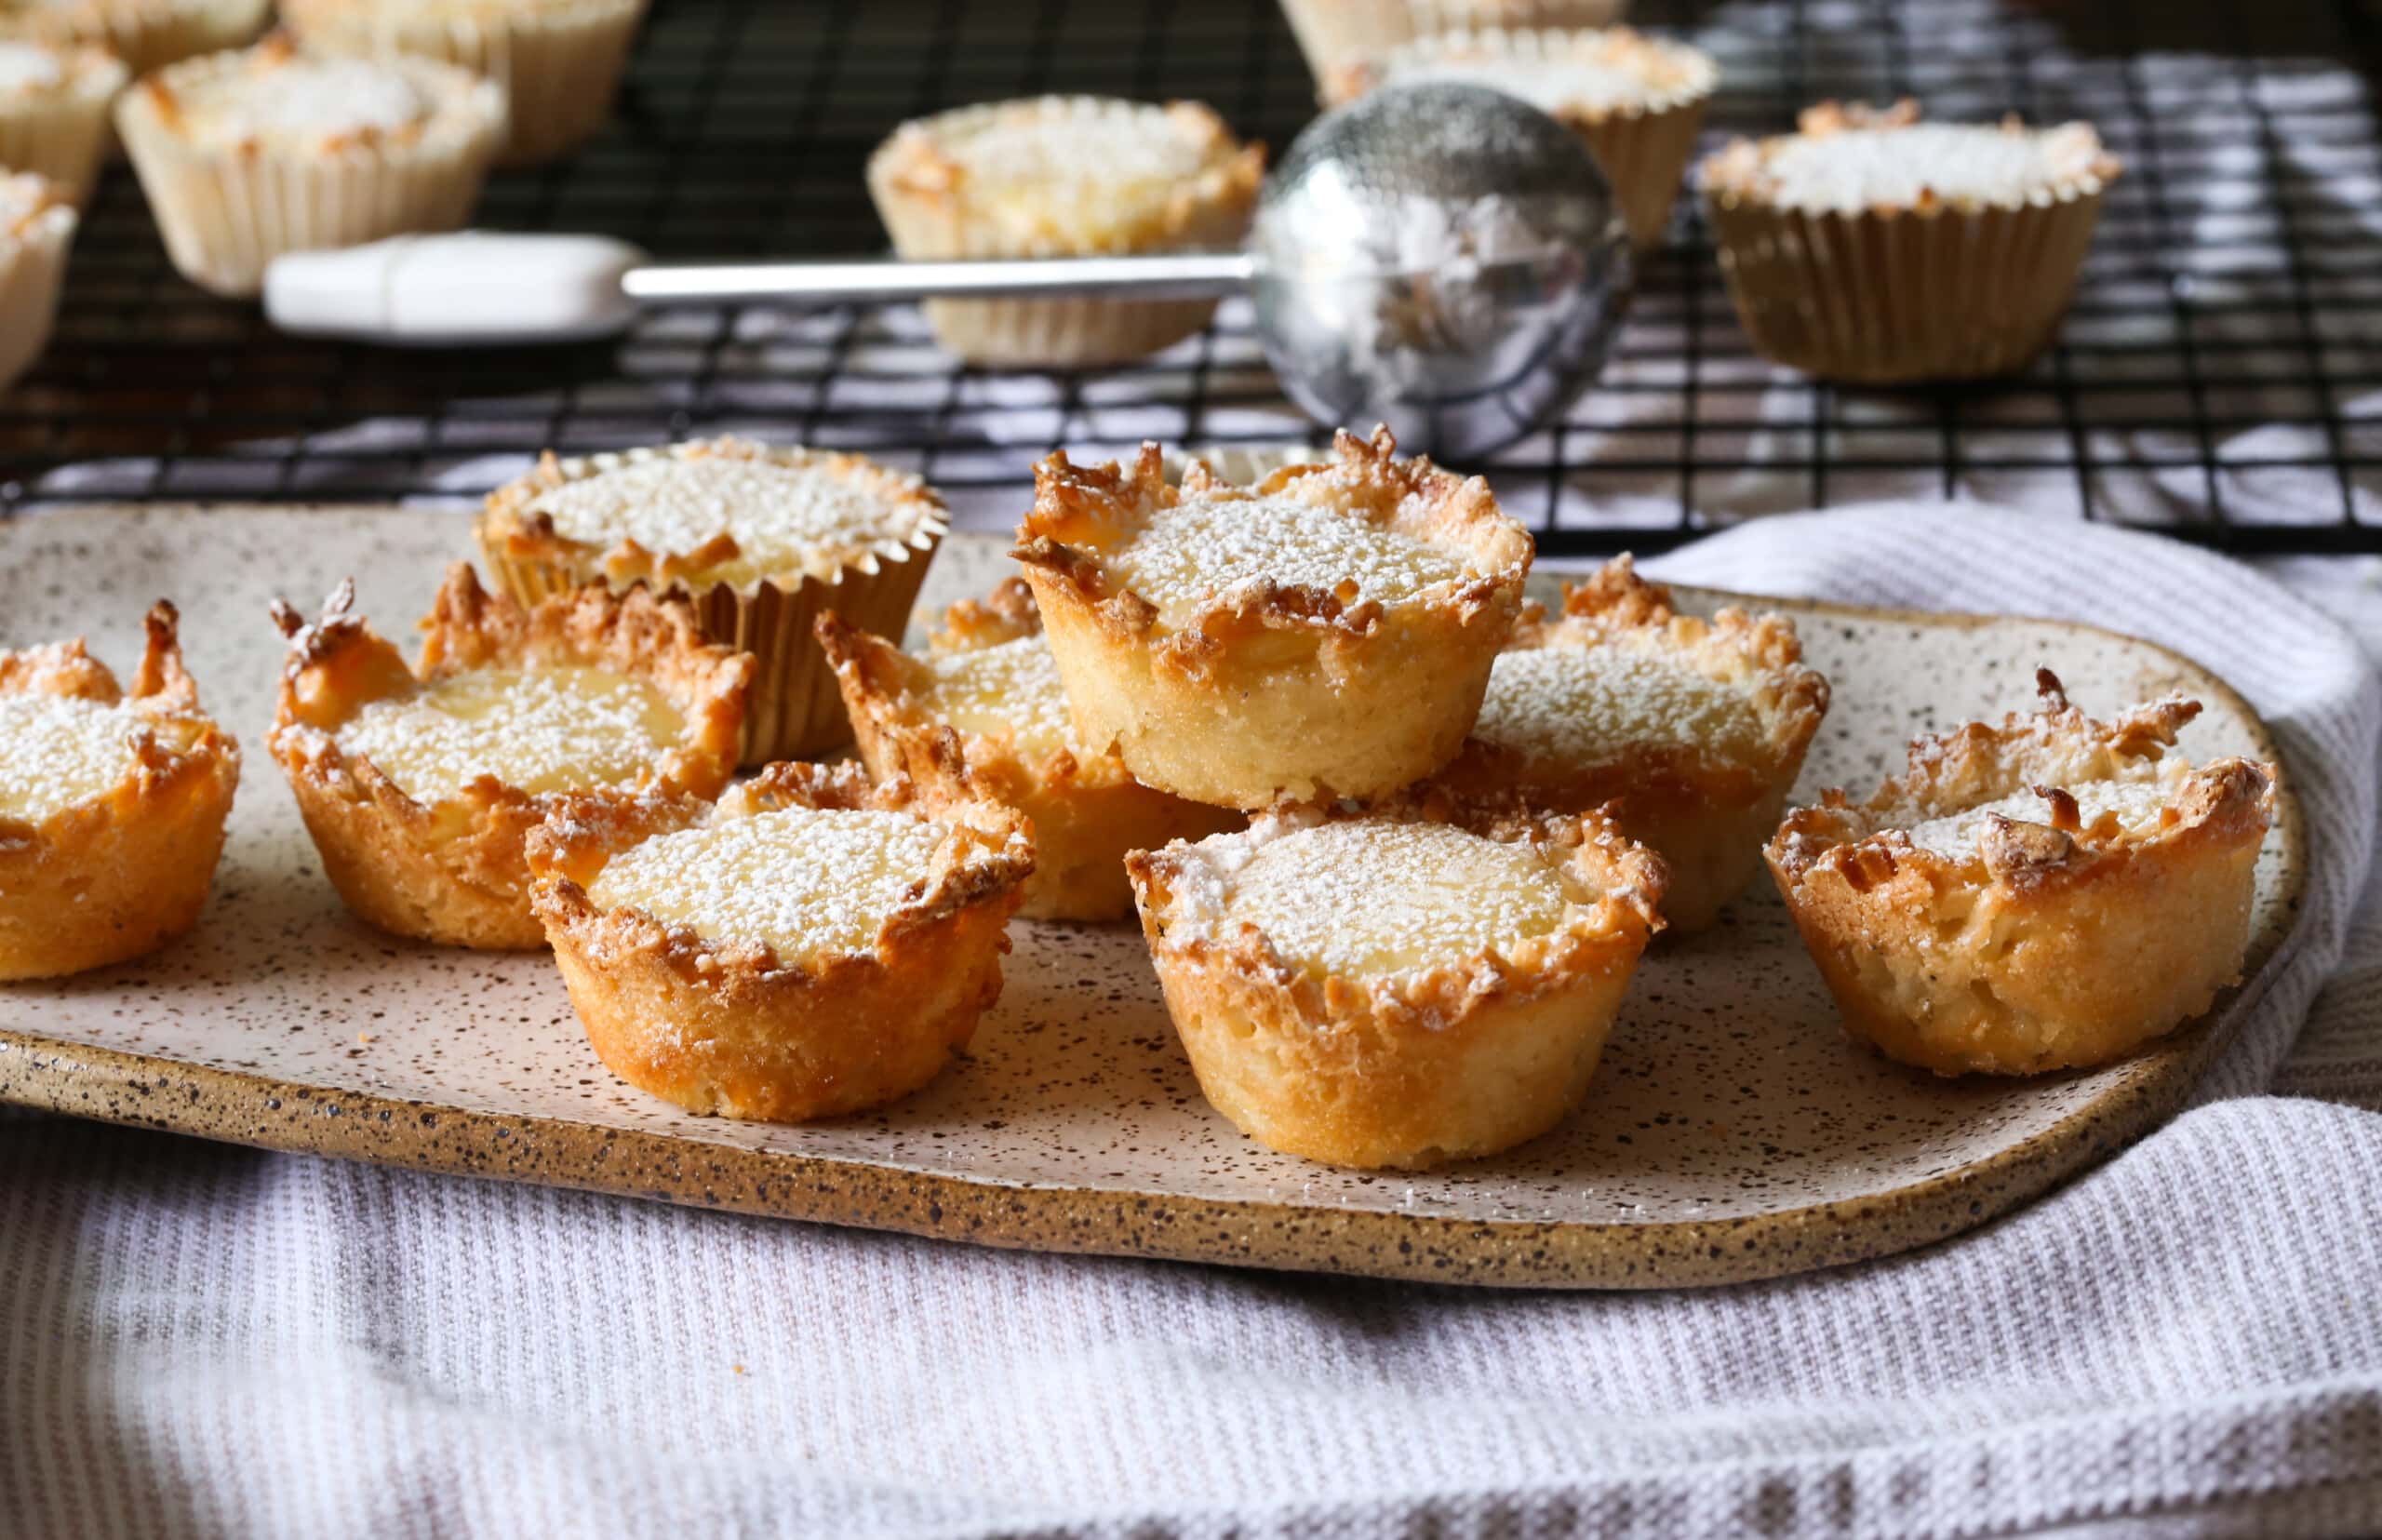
xmin=1111 ymin=490 xmax=1468 ymax=624
xmin=0 ymin=694 xmax=140 ymax=822
xmin=589 ymin=805 xmax=948 ymax=959
xmin=1753 ymin=122 xmax=2106 ymax=213
xmin=1472 ymin=642 xmax=1764 ymax=766
xmin=1225 ymin=822 xmax=1572 ymax=978
xmin=334 ymin=664 xmax=682 ymax=805
xmin=919 ymin=635 xmax=1077 ymax=757
xmin=1905 ymin=776 xmax=2175 ymax=858
xmin=529 ymin=456 xmax=902 ymax=584
xmin=180 ymin=58 xmax=432 ymax=150
xmin=0 ymin=43 xmax=64 ymax=95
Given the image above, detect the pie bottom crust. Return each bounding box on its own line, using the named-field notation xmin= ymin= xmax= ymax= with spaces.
xmin=817 ymin=582 xmax=1237 ymax=923
xmin=0 ymin=603 xmax=240 ymax=981
xmin=528 ymin=763 xmax=1034 ymax=1122
xmin=1765 ymin=676 xmax=2274 ymax=1077
xmin=268 ymin=566 xmax=748 ymax=951
xmin=1127 ymin=797 xmax=1666 ymax=1170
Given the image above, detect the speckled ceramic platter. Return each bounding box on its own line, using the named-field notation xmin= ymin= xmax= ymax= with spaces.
xmin=0 ymin=507 xmax=2304 ymax=1288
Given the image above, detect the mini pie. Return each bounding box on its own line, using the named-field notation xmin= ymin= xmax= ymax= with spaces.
xmin=0 ymin=38 xmax=127 ymax=205
xmin=1324 ymin=27 xmax=1718 ymax=249
xmin=817 ymin=578 xmax=1238 ymax=924
xmin=267 ymin=564 xmax=749 ymax=950
xmin=114 ymin=34 xmax=506 ymax=297
xmin=0 ymin=171 xmax=74 ymax=393
xmin=476 ymin=436 xmax=949 ymax=764
xmin=278 ymin=0 xmax=647 ymax=166
xmin=0 ymin=601 xmax=239 ymax=980
xmin=1699 ymin=100 xmax=2121 ymax=382
xmin=866 ymin=95 xmax=1264 ymax=367
xmin=1428 ymin=556 xmax=1828 ymax=931
xmin=1127 ymin=795 xmax=1666 ymax=1170
xmin=0 ymin=0 xmax=266 ymax=76
xmin=1765 ymin=670 xmax=2275 ymax=1078
xmin=1278 ymin=0 xmax=1622 ymax=81
xmin=527 ymin=761 xmax=1035 ymax=1122
xmin=1012 ymin=427 xmax=1534 ymax=808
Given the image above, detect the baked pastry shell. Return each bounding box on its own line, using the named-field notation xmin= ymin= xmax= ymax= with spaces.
xmin=114 ymin=35 xmax=507 ymax=297
xmin=0 ymin=43 xmax=128 ymax=205
xmin=817 ymin=579 xmax=1238 ymax=923
xmin=1127 ymin=796 xmax=1666 ymax=1170
xmin=1277 ymin=0 xmax=1623 ymax=81
xmin=1699 ymin=100 xmax=2121 ymax=382
xmin=476 ymin=439 xmax=949 ymax=766
xmin=267 ymin=563 xmax=750 ymax=951
xmin=278 ymin=0 xmax=646 ymax=166
xmin=1013 ymin=427 xmax=1534 ymax=809
xmin=0 ymin=601 xmax=240 ymax=981
xmin=865 ymin=96 xmax=1263 ymax=367
xmin=1324 ymin=27 xmax=1717 ymax=248
xmin=1764 ymin=679 xmax=2275 ymax=1077
xmin=1428 ymin=556 xmax=1829 ymax=931
xmin=0 ymin=174 xmax=75 ymax=392
xmin=527 ymin=761 xmax=1036 ymax=1122
xmin=0 ymin=0 xmax=267 ymax=75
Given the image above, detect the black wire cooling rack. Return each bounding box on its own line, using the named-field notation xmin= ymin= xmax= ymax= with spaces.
xmin=6 ymin=0 xmax=2381 ymax=553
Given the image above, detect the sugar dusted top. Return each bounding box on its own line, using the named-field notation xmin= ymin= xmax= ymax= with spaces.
xmin=587 ymin=804 xmax=948 ymax=961
xmin=1703 ymin=105 xmax=2116 ymax=215
xmin=917 ymin=634 xmax=1077 ymax=757
xmin=0 ymin=694 xmax=141 ymax=822
xmin=1217 ymin=821 xmax=1572 ymax=979
xmin=1360 ymin=29 xmax=1715 ymax=118
xmin=1472 ymin=640 xmax=1765 ymax=766
xmin=0 ymin=41 xmax=61 ymax=94
xmin=334 ymin=664 xmax=683 ymax=804
xmin=1108 ymin=489 xmax=1472 ymax=626
xmin=1904 ymin=775 xmax=2175 ymax=859
xmin=174 ymin=57 xmax=435 ymax=151
xmin=517 ymin=444 xmax=937 ymax=588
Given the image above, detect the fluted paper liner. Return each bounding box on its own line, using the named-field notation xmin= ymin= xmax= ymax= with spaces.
xmin=0 ymin=193 xmax=75 ymax=391
xmin=7 ymin=0 xmax=269 ymax=75
xmin=1705 ymin=188 xmax=2110 ymax=383
xmin=0 ymin=48 xmax=128 ymax=206
xmin=1577 ymin=96 xmax=1708 ymax=249
xmin=281 ymin=0 xmax=646 ymax=166
xmin=113 ymin=47 xmax=506 ymax=298
xmin=478 ymin=524 xmax=945 ymax=767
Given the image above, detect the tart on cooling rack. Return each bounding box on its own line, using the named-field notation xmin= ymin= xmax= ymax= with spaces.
xmin=0 ymin=171 xmax=74 ymax=393
xmin=0 ymin=0 xmax=266 ymax=76
xmin=1127 ymin=794 xmax=1666 ymax=1170
xmin=476 ymin=436 xmax=949 ymax=764
xmin=1699 ymin=100 xmax=2121 ymax=382
xmin=1012 ymin=426 xmax=1534 ymax=809
xmin=1765 ymin=670 xmax=2275 ymax=1077
xmin=866 ymin=94 xmax=1264 ymax=367
xmin=267 ymin=564 xmax=748 ymax=951
xmin=817 ymin=579 xmax=1238 ymax=924
xmin=1427 ymin=556 xmax=1828 ymax=931
xmin=1323 ymin=27 xmax=1718 ymax=249
xmin=0 ymin=37 xmax=127 ymax=205
xmin=278 ymin=0 xmax=646 ymax=165
xmin=1278 ymin=0 xmax=1623 ymax=81
xmin=114 ymin=34 xmax=506 ymax=297
xmin=0 ymin=602 xmax=240 ymax=981
xmin=527 ymin=761 xmax=1035 ymax=1122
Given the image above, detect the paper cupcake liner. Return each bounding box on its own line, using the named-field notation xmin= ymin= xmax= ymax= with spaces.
xmin=1704 ymin=188 xmax=2108 ymax=383
xmin=478 ymin=537 xmax=944 ymax=766
xmin=281 ymin=0 xmax=648 ymax=166
xmin=0 ymin=54 xmax=129 ymax=205
xmin=114 ymin=53 xmax=506 ymax=298
xmin=0 ymin=198 xmax=77 ymax=391
xmin=1573 ymin=95 xmax=1708 ymax=250
xmin=1278 ymin=0 xmax=1625 ymax=80
xmin=17 ymin=0 xmax=270 ymax=75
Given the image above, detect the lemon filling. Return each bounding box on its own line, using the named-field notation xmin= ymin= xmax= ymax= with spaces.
xmin=916 ymin=635 xmax=1077 ymax=757
xmin=0 ymin=693 xmax=142 ymax=823
xmin=1472 ymin=642 xmax=1766 ymax=767
xmin=1904 ymin=777 xmax=2177 ymax=859
xmin=334 ymin=664 xmax=681 ymax=804
xmin=1110 ymin=491 xmax=1467 ymax=627
xmin=588 ymin=805 xmax=948 ymax=959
